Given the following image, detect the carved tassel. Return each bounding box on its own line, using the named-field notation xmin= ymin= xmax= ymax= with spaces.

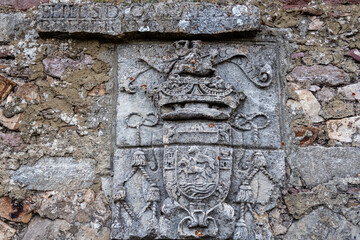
xmin=233 ymin=218 xmax=248 ymax=240
xmin=236 ymin=184 xmax=253 ymax=203
xmin=234 ymin=184 xmax=252 ymax=240
xmin=147 ymin=186 xmax=161 ymax=202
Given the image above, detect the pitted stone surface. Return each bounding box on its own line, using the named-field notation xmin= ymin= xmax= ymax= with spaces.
xmin=284 ymin=207 xmax=360 ymax=240
xmin=38 ymin=3 xmax=261 ymax=38
xmin=288 ymin=147 xmax=360 ymax=186
xmin=10 ymin=157 xmax=95 ymax=191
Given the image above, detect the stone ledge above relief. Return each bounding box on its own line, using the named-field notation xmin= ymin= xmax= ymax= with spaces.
xmin=37 ymin=3 xmax=261 ymax=38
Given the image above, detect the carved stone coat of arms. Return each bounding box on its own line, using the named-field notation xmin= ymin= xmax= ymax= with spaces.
xmin=112 ymin=40 xmax=285 ymax=239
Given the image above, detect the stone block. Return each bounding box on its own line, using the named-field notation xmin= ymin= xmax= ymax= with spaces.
xmin=294 ymin=89 xmax=324 ymax=123
xmin=347 ymin=49 xmax=360 ymax=62
xmin=285 ymin=176 xmax=360 ymax=220
xmin=327 ymin=116 xmax=360 ymax=143
xmin=0 ymin=0 xmax=46 ymax=10
xmin=0 ymin=132 xmax=26 ymax=150
xmin=308 ymin=16 xmax=323 ymax=30
xmin=0 ymin=109 xmax=23 ymax=130
xmin=338 ymin=82 xmax=360 ymax=101
xmin=22 ymin=217 xmax=71 ymax=240
xmin=287 ymin=65 xmax=351 ymax=87
xmin=87 ymin=83 xmax=106 ymax=96
xmin=315 ymin=87 xmax=335 ymax=102
xmin=42 ymin=55 xmax=94 ymax=78
xmin=15 ymin=83 xmax=40 ymax=103
xmin=38 ymin=3 xmax=261 ymax=38
xmin=0 ymin=197 xmax=32 ymax=223
xmin=0 ymin=220 xmax=16 ymax=240
xmin=0 ymin=75 xmax=16 ymax=103
xmin=10 ymin=157 xmax=95 ymax=191
xmin=320 ymin=100 xmax=354 ymax=119
xmin=37 ymin=190 xmax=110 ymax=224
xmin=284 ymin=207 xmax=360 ymax=240
xmin=288 ymin=146 xmax=360 ymax=186
xmin=0 ymin=13 xmax=26 ymax=42
xmin=22 ymin=215 xmax=110 ymax=240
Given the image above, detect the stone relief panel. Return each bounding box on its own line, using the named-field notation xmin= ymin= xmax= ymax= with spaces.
xmin=113 ymin=40 xmax=284 ymax=239
xmin=116 ymin=41 xmax=281 ymax=148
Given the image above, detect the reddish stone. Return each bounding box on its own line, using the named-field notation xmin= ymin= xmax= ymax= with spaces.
xmin=293 ymin=126 xmax=319 ymax=146
xmin=0 ymin=75 xmax=16 ymax=104
xmin=0 ymin=132 xmax=26 ymax=150
xmin=0 ymin=0 xmax=48 ymax=10
xmin=43 ymin=55 xmax=93 ymax=78
xmin=0 ymin=0 xmax=15 ymax=8
xmin=324 ymin=0 xmax=360 ymax=4
xmin=15 ymin=83 xmax=40 ymax=103
xmin=290 ymin=52 xmax=305 ymax=59
xmin=347 ymin=49 xmax=360 ymax=62
xmin=0 ymin=197 xmax=32 ymax=223
xmin=0 ymin=110 xmax=23 ymax=130
xmin=288 ymin=187 xmax=300 ymax=194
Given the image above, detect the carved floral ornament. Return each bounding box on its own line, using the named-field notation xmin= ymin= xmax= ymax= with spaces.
xmin=114 ymin=40 xmax=277 ymax=239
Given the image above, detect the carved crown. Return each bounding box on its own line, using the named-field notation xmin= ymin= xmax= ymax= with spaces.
xmin=151 ymin=40 xmax=245 ymax=120
xmin=152 ymin=74 xmax=245 ymax=120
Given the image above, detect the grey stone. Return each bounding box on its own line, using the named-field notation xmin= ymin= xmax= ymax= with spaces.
xmin=112 ymin=40 xmax=284 ymax=239
xmin=37 ymin=190 xmax=110 ymax=224
xmin=320 ymin=100 xmax=354 ymax=119
xmin=10 ymin=157 xmax=95 ymax=191
xmin=284 ymin=207 xmax=360 ymax=240
xmin=288 ymin=147 xmax=360 ymax=186
xmin=38 ymin=3 xmax=261 ymax=38
xmin=287 ymin=65 xmax=351 ymax=87
xmin=284 ymin=176 xmax=360 ymax=224
xmin=315 ymin=87 xmax=336 ymax=102
xmin=0 ymin=13 xmax=26 ymax=42
xmin=22 ymin=216 xmax=72 ymax=240
xmin=22 ymin=215 xmax=111 ymax=240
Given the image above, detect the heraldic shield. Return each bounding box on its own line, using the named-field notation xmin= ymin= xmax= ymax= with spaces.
xmin=163 ymin=145 xmax=233 ymax=237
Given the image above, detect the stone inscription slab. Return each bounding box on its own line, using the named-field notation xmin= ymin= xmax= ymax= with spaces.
xmin=113 ymin=40 xmax=285 ymax=239
xmin=38 ymin=3 xmax=261 ymax=37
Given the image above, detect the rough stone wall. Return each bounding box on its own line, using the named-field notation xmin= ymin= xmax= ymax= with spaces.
xmin=0 ymin=0 xmax=359 ymax=239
